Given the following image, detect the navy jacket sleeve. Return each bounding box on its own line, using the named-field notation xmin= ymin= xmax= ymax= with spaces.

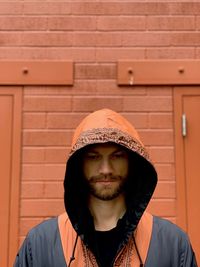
xmin=14 ymin=237 xmax=33 ymax=267
xmin=145 ymin=216 xmax=198 ymax=267
xmin=13 ymin=218 xmax=67 ymax=267
xmin=181 ymin=236 xmax=198 ymax=267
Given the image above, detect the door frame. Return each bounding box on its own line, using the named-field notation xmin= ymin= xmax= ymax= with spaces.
xmin=0 ymin=87 xmax=22 ymax=266
xmin=173 ymin=86 xmax=199 ymax=231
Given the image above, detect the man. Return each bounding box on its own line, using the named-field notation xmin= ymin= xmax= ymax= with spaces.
xmin=14 ymin=108 xmax=197 ymax=266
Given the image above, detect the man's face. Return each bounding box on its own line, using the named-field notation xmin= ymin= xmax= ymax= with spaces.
xmin=82 ymin=143 xmax=129 ymax=201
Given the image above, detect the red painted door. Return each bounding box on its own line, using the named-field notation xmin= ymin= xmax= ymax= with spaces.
xmin=0 ymin=88 xmax=22 ymax=267
xmin=174 ymin=88 xmax=200 ymax=265
xmin=183 ymin=94 xmax=200 ymax=263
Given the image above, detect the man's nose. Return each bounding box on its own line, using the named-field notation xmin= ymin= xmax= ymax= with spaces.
xmin=99 ymin=159 xmax=113 ymax=175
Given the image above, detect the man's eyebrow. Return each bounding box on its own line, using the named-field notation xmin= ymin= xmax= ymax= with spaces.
xmin=85 ymin=149 xmax=99 ymax=154
xmin=113 ymin=148 xmax=127 ymax=153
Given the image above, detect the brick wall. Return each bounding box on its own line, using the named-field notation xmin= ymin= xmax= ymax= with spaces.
xmin=1 ymin=1 xmax=199 ymax=245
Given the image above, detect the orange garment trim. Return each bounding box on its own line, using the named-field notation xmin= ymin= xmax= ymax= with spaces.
xmin=58 ymin=212 xmax=153 ymax=267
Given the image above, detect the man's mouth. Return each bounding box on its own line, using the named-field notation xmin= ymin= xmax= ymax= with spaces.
xmin=90 ymin=176 xmax=120 ymax=183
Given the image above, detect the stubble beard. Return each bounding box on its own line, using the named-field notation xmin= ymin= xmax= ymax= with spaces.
xmin=86 ymin=175 xmax=127 ymax=201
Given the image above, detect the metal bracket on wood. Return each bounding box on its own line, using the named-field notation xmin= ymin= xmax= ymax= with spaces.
xmin=117 ymin=60 xmax=200 ymax=86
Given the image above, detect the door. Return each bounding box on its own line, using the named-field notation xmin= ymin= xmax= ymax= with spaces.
xmin=174 ymin=87 xmax=200 ymax=265
xmin=0 ymin=87 xmax=22 ymax=267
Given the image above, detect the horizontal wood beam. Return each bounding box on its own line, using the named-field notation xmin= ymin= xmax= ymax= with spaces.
xmin=117 ymin=60 xmax=200 ymax=86
xmin=0 ymin=61 xmax=73 ymax=85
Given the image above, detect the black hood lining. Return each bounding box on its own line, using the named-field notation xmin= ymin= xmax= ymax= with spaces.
xmin=64 ymin=128 xmax=157 ymax=248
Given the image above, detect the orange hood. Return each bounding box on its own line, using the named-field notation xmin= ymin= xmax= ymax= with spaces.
xmin=64 ymin=109 xmax=157 ymax=246
xmin=69 ymin=108 xmax=149 ymax=161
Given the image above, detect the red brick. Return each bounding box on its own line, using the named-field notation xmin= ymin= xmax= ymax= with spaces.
xmin=153 ymin=181 xmax=176 ymax=199
xmin=23 ymin=2 xmax=50 ymax=15
xmin=146 ymin=47 xmax=195 ymax=59
xmin=23 ymin=147 xmax=45 ymax=163
xmin=171 ymin=32 xmax=200 ymax=46
xmin=48 ymin=2 xmax=71 ymax=15
xmin=30 ymin=48 xmax=96 ymax=62
xmin=44 ymin=148 xmax=70 ymax=163
xmin=170 ymin=3 xmax=200 ymax=15
xmin=20 ymin=48 xmax=50 ymax=60
xmin=147 ymin=16 xmax=195 ymax=31
xmin=0 ymin=16 xmax=48 ymax=31
xmin=0 ymin=32 xmax=21 ymax=46
xmin=73 ymin=32 xmax=97 ymax=47
xmin=72 ymin=97 xmax=123 ymax=112
xmin=72 ymin=2 xmax=121 ymax=15
xmin=21 ymin=32 xmax=73 ymax=47
xmin=23 ymin=86 xmax=72 ymax=96
xmin=22 ymin=164 xmax=65 ymax=181
xmin=23 ymin=2 xmax=71 ymax=15
xmin=20 ymin=199 xmax=65 ymax=217
xmin=44 ymin=182 xmax=63 ymax=198
xmin=121 ymin=113 xmax=148 ymax=129
xmin=21 ymin=182 xmax=44 ymax=198
xmin=155 ymin=163 xmax=175 ymax=181
xmin=23 ymin=113 xmax=46 ymax=129
xmin=97 ymin=16 xmax=145 ymax=30
xmin=96 ymin=81 xmax=146 ymax=96
xmin=96 ymin=32 xmax=122 ymax=47
xmin=72 ymin=79 xmax=146 ymax=96
xmin=122 ymin=32 xmax=171 ymax=47
xmin=147 ymin=87 xmax=172 ymax=96
xmin=120 ymin=2 xmax=170 ymax=15
xmin=197 ymin=17 xmax=200 ymax=30
xmin=0 ymin=3 xmax=22 ymax=14
xmin=22 ymin=181 xmax=64 ymax=199
xmin=47 ymin=113 xmax=86 ymax=129
xmin=19 ymin=47 xmax=95 ymax=61
xmin=0 ymin=48 xmax=24 ymax=59
xmin=123 ymin=96 xmax=172 ymax=112
xmin=48 ymin=16 xmax=96 ymax=30
xmin=196 ymin=48 xmax=200 ymax=58
xmin=23 ymin=96 xmax=72 ymax=112
xmin=147 ymin=199 xmax=176 ymax=217
xmin=149 ymin=147 xmax=174 ymax=163
xmin=72 ymin=2 xmax=170 ymax=15
xmin=149 ymin=113 xmax=173 ymax=129
xmin=75 ymin=64 xmax=116 ymax=79
xmin=73 ymin=31 xmax=124 ymax=49
xmin=23 ymin=130 xmax=72 ymax=146
xmin=71 ymin=80 xmax=96 ymax=95
xmin=139 ymin=130 xmax=173 ymax=146
xmin=96 ymin=48 xmax=145 ymax=62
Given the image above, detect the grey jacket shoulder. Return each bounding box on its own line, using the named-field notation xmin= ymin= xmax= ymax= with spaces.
xmin=145 ymin=216 xmax=198 ymax=267
xmin=14 ymin=217 xmax=66 ymax=267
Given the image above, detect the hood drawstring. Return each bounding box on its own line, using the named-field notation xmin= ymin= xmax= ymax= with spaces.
xmin=68 ymin=234 xmax=79 ymax=267
xmin=133 ymin=235 xmax=143 ymax=267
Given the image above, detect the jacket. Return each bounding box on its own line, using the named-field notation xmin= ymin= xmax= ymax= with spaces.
xmin=14 ymin=108 xmax=198 ymax=267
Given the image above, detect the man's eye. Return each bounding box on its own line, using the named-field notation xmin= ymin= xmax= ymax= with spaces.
xmin=86 ymin=153 xmax=100 ymax=160
xmin=111 ymin=151 xmax=127 ymax=159
xmin=112 ymin=153 xmax=122 ymax=158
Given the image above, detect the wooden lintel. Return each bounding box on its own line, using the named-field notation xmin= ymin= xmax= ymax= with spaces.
xmin=117 ymin=60 xmax=200 ymax=86
xmin=0 ymin=61 xmax=73 ymax=85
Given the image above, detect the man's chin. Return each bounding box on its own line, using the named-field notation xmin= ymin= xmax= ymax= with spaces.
xmin=90 ymin=189 xmax=122 ymax=201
